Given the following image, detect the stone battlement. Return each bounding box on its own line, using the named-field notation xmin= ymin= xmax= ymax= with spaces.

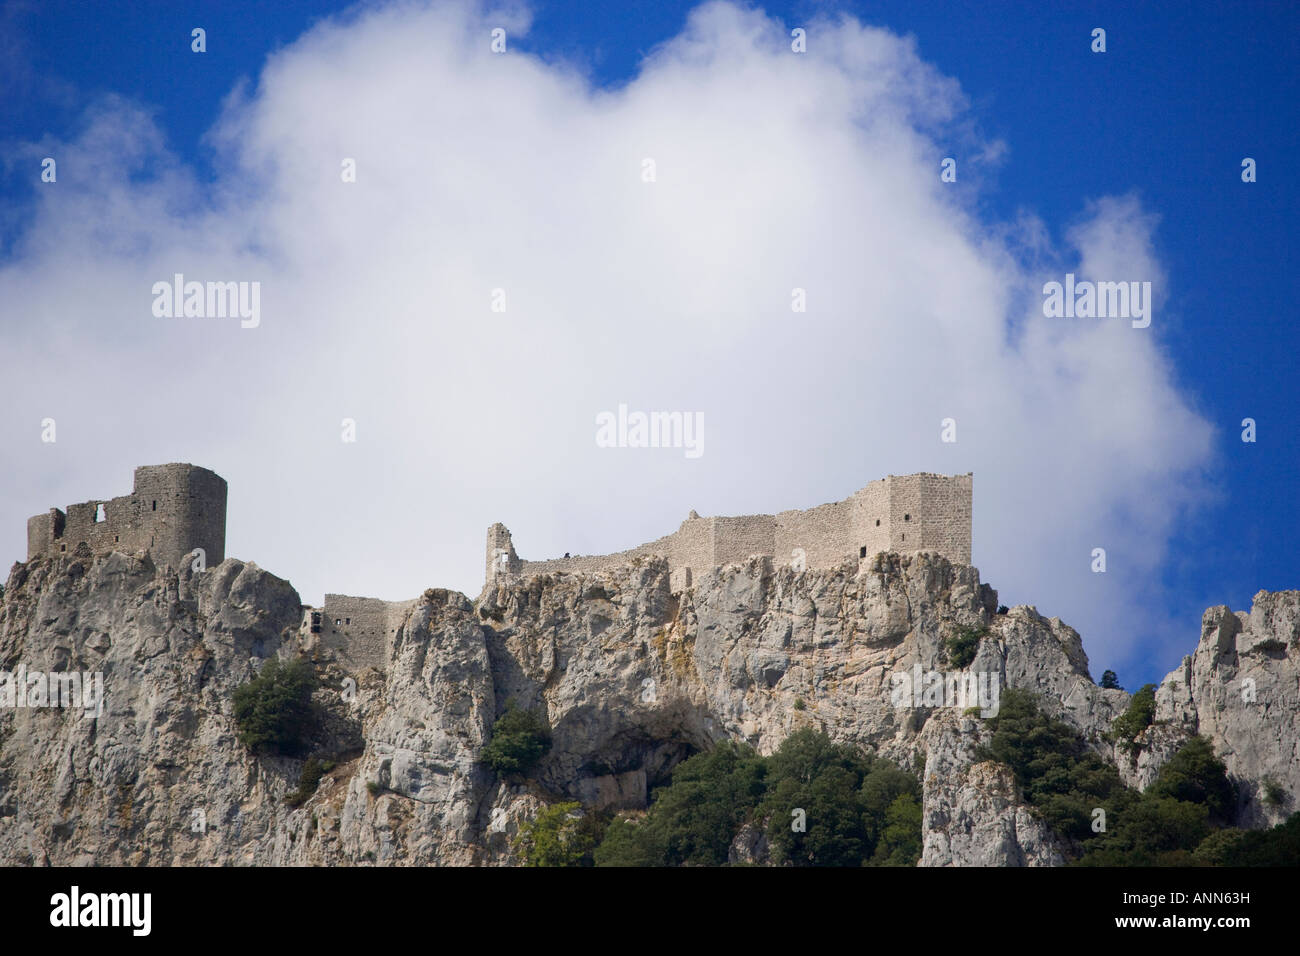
xmin=485 ymin=472 xmax=973 ymax=591
xmin=26 ymin=463 xmax=227 ymax=571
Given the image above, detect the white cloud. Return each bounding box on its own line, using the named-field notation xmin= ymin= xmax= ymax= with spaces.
xmin=0 ymin=1 xmax=1214 ymax=676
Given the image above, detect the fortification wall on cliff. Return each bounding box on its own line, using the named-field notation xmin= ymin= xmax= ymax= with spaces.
xmin=889 ymin=472 xmax=971 ymax=564
xmin=316 ymin=594 xmax=415 ymax=671
xmin=26 ymin=464 xmax=227 ymax=570
xmin=485 ymin=473 xmax=973 ymax=592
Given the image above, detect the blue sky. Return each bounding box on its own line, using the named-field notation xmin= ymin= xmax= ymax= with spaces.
xmin=1 ymin=0 xmax=1296 ymax=690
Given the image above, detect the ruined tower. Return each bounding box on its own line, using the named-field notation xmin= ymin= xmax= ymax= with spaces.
xmin=26 ymin=463 xmax=227 ymax=570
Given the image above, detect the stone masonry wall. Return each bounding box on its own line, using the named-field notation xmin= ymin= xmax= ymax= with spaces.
xmin=902 ymin=473 xmax=972 ymax=565
xmin=849 ymin=478 xmax=893 ymax=559
xmin=315 ymin=594 xmax=416 ymax=672
xmin=486 ymin=473 xmax=973 ymax=592
xmin=888 ymin=475 xmax=924 ymax=555
xmin=668 ymin=517 xmax=715 ymax=589
xmin=774 ymin=499 xmax=852 ymax=569
xmin=713 ymin=515 xmax=775 ymax=566
xmin=26 ymin=464 xmax=226 ymax=571
xmin=504 ymin=527 xmax=681 ymax=579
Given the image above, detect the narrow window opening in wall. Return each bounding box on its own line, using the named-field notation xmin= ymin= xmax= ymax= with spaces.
xmin=859 ymin=546 xmax=867 ymax=558
xmin=901 ymin=533 xmax=905 ymax=541
xmin=335 ymin=619 xmax=341 ymax=626
xmin=904 ymin=514 xmax=910 ymax=521
xmin=346 ymin=618 xmax=351 ymax=626
xmin=114 ymin=535 xmax=119 ymax=543
xmin=60 ymin=544 xmax=66 ymax=552
xmin=94 ymin=504 xmax=106 ymax=523
xmin=875 ymin=519 xmax=880 ymax=526
xmin=152 ymin=501 xmax=156 ymax=511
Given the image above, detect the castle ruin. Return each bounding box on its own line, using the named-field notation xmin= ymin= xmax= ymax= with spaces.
xmin=22 ymin=465 xmax=974 ymax=674
xmin=302 ymin=595 xmax=417 ymax=672
xmin=485 ymin=472 xmax=973 ymax=592
xmin=26 ymin=463 xmax=227 ymax=570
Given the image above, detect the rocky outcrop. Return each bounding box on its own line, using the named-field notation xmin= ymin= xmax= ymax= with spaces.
xmin=920 ymin=713 xmax=1067 ymax=866
xmin=1119 ymin=592 xmax=1300 ymax=828
xmin=0 ymin=552 xmax=304 ymax=865
xmin=0 ymin=548 xmax=1295 ymax=865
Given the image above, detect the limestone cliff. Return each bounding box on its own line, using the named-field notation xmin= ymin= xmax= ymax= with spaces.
xmin=0 ymin=548 xmax=1294 ymax=865
xmin=1118 ymin=594 xmax=1300 ymax=829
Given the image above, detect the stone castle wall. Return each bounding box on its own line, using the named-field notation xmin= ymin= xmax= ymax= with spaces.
xmin=713 ymin=515 xmax=777 ymax=566
xmin=26 ymin=463 xmax=227 ymax=570
xmin=850 ymin=478 xmax=893 ymax=557
xmin=19 ymin=465 xmax=970 ymax=677
xmin=308 ymin=594 xmax=416 ymax=672
xmin=486 ymin=473 xmax=973 ymax=591
xmin=882 ymin=472 xmax=972 ymax=565
xmin=774 ymin=498 xmax=853 ymax=568
xmin=919 ymin=472 xmax=972 ymax=564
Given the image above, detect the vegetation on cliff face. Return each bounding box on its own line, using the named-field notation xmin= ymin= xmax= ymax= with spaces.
xmin=501 ymin=688 xmax=1299 ymax=869
xmin=1111 ymin=683 xmax=1158 ymax=751
xmin=596 ymin=740 xmax=766 ymax=866
xmin=232 ymin=657 xmax=320 ymax=756
xmin=975 ymin=687 xmax=1130 ymax=844
xmin=285 ymin=757 xmax=336 ymax=808
xmin=6 ymin=546 xmax=1295 ymax=867
xmin=480 ymin=702 xmax=553 ymax=778
xmin=943 ymin=625 xmax=988 ymax=670
xmin=514 ymin=729 xmax=923 ymax=867
xmin=513 ymin=801 xmax=602 ymax=867
xmin=979 ymin=688 xmax=1297 ymax=865
xmin=758 ymin=729 xmax=922 ymax=866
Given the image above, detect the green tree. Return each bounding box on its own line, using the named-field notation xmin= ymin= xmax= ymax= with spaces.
xmin=944 ymin=626 xmax=986 ymax=669
xmin=1076 ymin=795 xmax=1210 ymax=866
xmin=481 ymin=702 xmax=552 ymax=777
xmin=514 ymin=802 xmax=600 ymax=866
xmin=976 ymin=687 xmax=1128 ymax=845
xmin=232 ymin=657 xmax=319 ymax=756
xmin=1100 ymin=670 xmax=1121 ymax=690
xmin=1190 ymin=827 xmax=1248 ymax=866
xmin=977 ymin=688 xmax=1252 ymax=866
xmin=1148 ymin=735 xmax=1235 ymax=824
xmin=872 ymin=792 xmax=923 ymax=865
xmin=593 ymin=816 xmax=665 ymax=867
xmin=1112 ymin=683 xmax=1157 ymax=750
xmin=859 ymin=762 xmax=921 ymax=859
xmin=1070 ymin=737 xmax=1233 ymax=866
xmin=761 ymin=728 xmax=876 ymax=866
xmin=1204 ymin=812 xmax=1300 ymax=866
xmin=640 ymin=741 xmax=766 ymax=866
xmin=592 ymin=730 xmax=921 ymax=867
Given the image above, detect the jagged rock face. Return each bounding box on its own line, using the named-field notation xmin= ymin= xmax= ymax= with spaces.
xmin=1 ymin=550 xmax=1295 ymax=866
xmin=0 ymin=553 xmax=303 ymax=864
xmin=1120 ymin=593 xmax=1300 ymax=828
xmin=920 ymin=714 xmax=1066 ymax=867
